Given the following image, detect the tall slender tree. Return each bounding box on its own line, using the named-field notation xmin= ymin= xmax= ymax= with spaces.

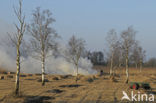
xmin=67 ymin=35 xmax=85 ymax=82
xmin=8 ymin=0 xmax=26 ymax=95
xmin=138 ymin=47 xmax=146 ymax=72
xmin=120 ymin=26 xmax=136 ymax=83
xmin=27 ymin=7 xmax=58 ymax=86
xmin=106 ymin=29 xmax=118 ymax=77
xmin=130 ymin=42 xmax=140 ymax=69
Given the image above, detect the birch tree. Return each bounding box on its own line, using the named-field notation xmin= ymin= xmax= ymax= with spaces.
xmin=106 ymin=29 xmax=118 ymax=78
xmin=130 ymin=42 xmax=146 ymax=71
xmin=112 ymin=41 xmax=123 ymax=73
xmin=131 ymin=42 xmax=140 ymax=69
xmin=67 ymin=35 xmax=85 ymax=82
xmin=121 ymin=26 xmax=136 ymax=83
xmin=27 ymin=7 xmax=58 ymax=86
xmin=138 ymin=46 xmax=146 ymax=72
xmin=8 ymin=0 xmax=26 ymax=95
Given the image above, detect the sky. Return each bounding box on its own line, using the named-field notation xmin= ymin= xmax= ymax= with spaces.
xmin=0 ymin=0 xmax=156 ymax=59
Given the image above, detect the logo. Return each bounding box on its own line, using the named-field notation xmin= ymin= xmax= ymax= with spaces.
xmin=121 ymin=91 xmax=155 ymax=102
xmin=122 ymin=91 xmax=131 ymax=101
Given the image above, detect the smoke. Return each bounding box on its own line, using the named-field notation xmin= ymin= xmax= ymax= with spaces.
xmin=21 ymin=56 xmax=95 ymax=75
xmin=0 ymin=39 xmax=97 ymax=75
xmin=0 ymin=47 xmax=16 ymax=70
xmin=0 ymin=19 xmax=97 ymax=75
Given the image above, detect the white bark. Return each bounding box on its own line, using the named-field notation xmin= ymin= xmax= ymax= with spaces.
xmin=76 ymin=64 xmax=78 ymax=82
xmin=41 ymin=49 xmax=45 ymax=86
xmin=67 ymin=35 xmax=85 ymax=82
xmin=41 ymin=56 xmax=45 ymax=86
xmin=15 ymin=48 xmax=20 ymax=95
xmin=125 ymin=49 xmax=129 ymax=83
xmin=27 ymin=8 xmax=58 ymax=86
xmin=9 ymin=0 xmax=26 ymax=95
xmin=110 ymin=50 xmax=114 ymax=77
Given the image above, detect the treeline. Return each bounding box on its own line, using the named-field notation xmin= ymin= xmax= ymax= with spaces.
xmin=86 ymin=51 xmax=156 ymax=68
xmin=144 ymin=58 xmax=156 ymax=67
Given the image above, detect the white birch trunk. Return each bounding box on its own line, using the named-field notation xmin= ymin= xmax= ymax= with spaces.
xmin=41 ymin=52 xmax=45 ymax=86
xmin=15 ymin=46 xmax=20 ymax=95
xmin=75 ymin=64 xmax=78 ymax=82
xmin=110 ymin=50 xmax=114 ymax=78
xmin=125 ymin=49 xmax=129 ymax=84
xmin=110 ymin=53 xmax=114 ymax=77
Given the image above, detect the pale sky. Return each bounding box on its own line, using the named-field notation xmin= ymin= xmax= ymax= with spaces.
xmin=0 ymin=0 xmax=156 ymax=59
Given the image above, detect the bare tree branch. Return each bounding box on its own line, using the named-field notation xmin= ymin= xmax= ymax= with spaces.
xmin=8 ymin=0 xmax=26 ymax=95
xmin=27 ymin=7 xmax=59 ymax=86
xmin=66 ymin=35 xmax=85 ymax=82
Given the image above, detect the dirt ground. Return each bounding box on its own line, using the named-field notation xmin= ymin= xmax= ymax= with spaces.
xmin=0 ymin=67 xmax=156 ymax=103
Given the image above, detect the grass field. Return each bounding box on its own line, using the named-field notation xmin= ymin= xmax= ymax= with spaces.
xmin=0 ymin=67 xmax=156 ymax=103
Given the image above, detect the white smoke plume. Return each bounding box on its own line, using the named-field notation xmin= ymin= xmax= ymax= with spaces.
xmin=0 ymin=38 xmax=97 ymax=75
xmin=0 ymin=47 xmax=16 ymax=70
xmin=21 ymin=56 xmax=95 ymax=75
xmin=0 ymin=19 xmax=97 ymax=75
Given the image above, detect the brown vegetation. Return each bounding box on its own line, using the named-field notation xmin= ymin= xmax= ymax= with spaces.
xmin=0 ymin=67 xmax=156 ymax=103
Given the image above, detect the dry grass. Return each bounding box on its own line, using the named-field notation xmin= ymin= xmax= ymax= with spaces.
xmin=0 ymin=67 xmax=156 ymax=103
